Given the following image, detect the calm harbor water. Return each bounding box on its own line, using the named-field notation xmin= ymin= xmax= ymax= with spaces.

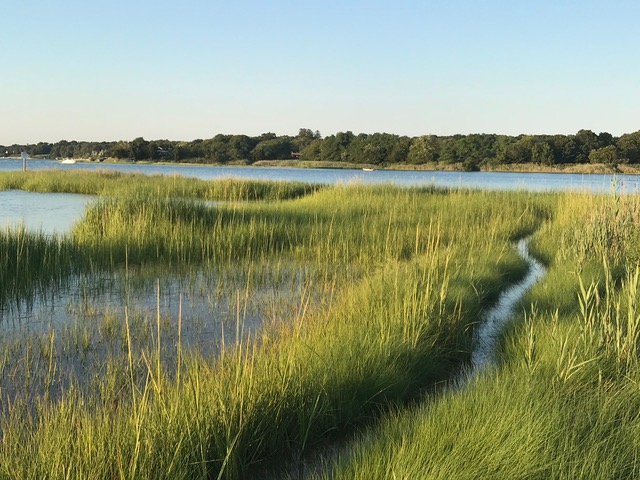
xmin=2 ymin=158 xmax=638 ymax=234
xmin=1 ymin=157 xmax=640 ymax=192
xmin=0 ymin=190 xmax=94 ymax=234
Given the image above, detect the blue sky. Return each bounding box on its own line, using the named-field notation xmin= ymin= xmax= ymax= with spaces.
xmin=1 ymin=0 xmax=639 ymax=144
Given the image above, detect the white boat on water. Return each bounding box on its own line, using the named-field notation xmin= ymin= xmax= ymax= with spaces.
xmin=60 ymin=158 xmax=76 ymax=165
xmin=362 ymin=168 xmax=374 ymax=172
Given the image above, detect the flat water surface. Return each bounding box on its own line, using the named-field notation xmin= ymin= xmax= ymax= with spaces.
xmin=2 ymin=160 xmax=639 ymax=236
xmin=0 ymin=190 xmax=94 ymax=234
xmin=2 ymin=158 xmax=640 ymax=192
xmin=471 ymin=238 xmax=546 ymax=369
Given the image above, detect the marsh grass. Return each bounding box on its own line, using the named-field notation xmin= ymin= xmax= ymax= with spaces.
xmin=320 ymin=191 xmax=640 ymax=480
xmin=0 ymin=171 xmax=557 ymax=478
xmin=0 ymin=169 xmax=320 ymax=201
xmin=0 ymin=171 xmax=322 ymax=311
xmin=0 ymin=224 xmax=83 ymax=309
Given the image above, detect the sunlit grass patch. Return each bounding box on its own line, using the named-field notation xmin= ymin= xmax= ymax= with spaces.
xmin=320 ymin=190 xmax=640 ymax=480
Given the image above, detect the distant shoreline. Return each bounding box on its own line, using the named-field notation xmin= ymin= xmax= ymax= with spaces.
xmin=251 ymin=159 xmax=640 ymax=175
xmin=3 ymin=156 xmax=640 ymax=176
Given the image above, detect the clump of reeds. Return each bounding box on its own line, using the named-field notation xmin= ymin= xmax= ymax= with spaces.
xmin=0 ymin=224 xmax=82 ymax=308
xmin=0 ymin=169 xmax=320 ymax=201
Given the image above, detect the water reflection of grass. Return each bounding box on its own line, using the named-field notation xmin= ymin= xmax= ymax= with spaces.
xmin=0 ymin=171 xmax=558 ymax=478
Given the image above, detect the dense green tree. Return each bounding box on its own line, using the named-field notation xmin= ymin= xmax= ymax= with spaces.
xmin=597 ymin=131 xmax=615 ymax=148
xmin=574 ymin=129 xmax=600 ymax=163
xmin=6 ymin=128 xmax=640 ymax=168
xmin=617 ymin=131 xmax=640 ymax=163
xmin=407 ymin=135 xmax=439 ymax=164
xmin=30 ymin=142 xmax=53 ymax=156
xmin=459 ymin=134 xmax=497 ymax=163
xmin=228 ymin=135 xmax=255 ymax=162
xmin=252 ymin=137 xmax=293 ymax=160
xmin=50 ymin=140 xmax=76 ymax=159
xmin=201 ymin=135 xmax=230 ymax=163
xmin=531 ymin=141 xmax=555 ymax=165
xmin=346 ymin=133 xmax=369 ymax=164
xmin=147 ymin=140 xmax=173 ymax=160
xmin=439 ymin=135 xmax=465 ymax=164
xmin=321 ymin=131 xmax=354 ymax=162
xmin=355 ymin=133 xmax=403 ymax=165
xmin=549 ymin=135 xmax=577 ymax=164
xmin=437 ymin=134 xmax=495 ymax=165
xmin=589 ymin=145 xmax=619 ymax=164
xmin=129 ymin=137 xmax=150 ymax=161
xmin=388 ymin=136 xmax=411 ymax=164
xmin=509 ymin=136 xmax=535 ymax=164
xmin=494 ymin=136 xmax=515 ymax=164
xmin=107 ymin=141 xmax=129 ymax=159
xmin=364 ymin=134 xmax=384 ymax=164
xmin=258 ymin=132 xmax=277 ymax=142
xmin=171 ymin=141 xmax=192 ymax=162
xmin=190 ymin=139 xmax=206 ymax=160
xmin=299 ymin=138 xmax=322 ymax=161
xmin=294 ymin=128 xmax=321 ymax=152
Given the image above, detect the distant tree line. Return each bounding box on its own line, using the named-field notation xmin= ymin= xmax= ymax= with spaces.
xmin=3 ymin=128 xmax=640 ymax=170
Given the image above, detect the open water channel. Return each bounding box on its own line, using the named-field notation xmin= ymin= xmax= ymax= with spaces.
xmin=2 ymin=157 xmax=640 ymax=192
xmin=2 ymin=158 xmax=639 ymax=233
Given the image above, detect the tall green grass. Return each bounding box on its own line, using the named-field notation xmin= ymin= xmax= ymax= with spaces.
xmin=0 ymin=169 xmax=320 ymax=201
xmin=0 ymin=225 xmax=83 ymax=308
xmin=320 ymin=191 xmax=640 ymax=480
xmin=0 ymin=172 xmax=558 ymax=478
xmin=0 ymin=172 xmax=321 ymax=308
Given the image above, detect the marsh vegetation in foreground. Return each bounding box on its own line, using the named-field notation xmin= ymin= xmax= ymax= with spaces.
xmin=6 ymin=170 xmax=636 ymax=479
xmin=317 ymin=192 xmax=640 ymax=480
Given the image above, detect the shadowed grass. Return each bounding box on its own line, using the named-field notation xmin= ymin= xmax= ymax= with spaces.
xmin=0 ymin=173 xmax=559 ymax=479
xmin=319 ymin=191 xmax=640 ymax=480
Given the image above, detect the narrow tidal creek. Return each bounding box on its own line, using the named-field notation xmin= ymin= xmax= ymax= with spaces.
xmin=295 ymin=237 xmax=547 ymax=480
xmin=470 ymin=237 xmax=546 ymax=372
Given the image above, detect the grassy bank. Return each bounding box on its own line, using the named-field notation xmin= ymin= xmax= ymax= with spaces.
xmin=320 ymin=191 xmax=640 ymax=479
xmin=247 ymin=159 xmax=640 ymax=175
